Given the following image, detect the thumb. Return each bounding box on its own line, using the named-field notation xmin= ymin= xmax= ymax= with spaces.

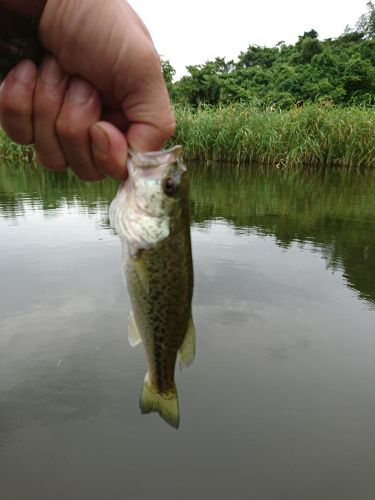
xmin=126 ymin=119 xmax=176 ymax=153
xmin=119 ymin=49 xmax=176 ymax=152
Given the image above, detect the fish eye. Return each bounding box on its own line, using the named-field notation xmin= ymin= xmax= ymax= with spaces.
xmin=163 ymin=177 xmax=176 ymax=196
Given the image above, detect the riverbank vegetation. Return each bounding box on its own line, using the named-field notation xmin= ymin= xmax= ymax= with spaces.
xmin=166 ymin=2 xmax=375 ymax=168
xmin=1 ymin=103 xmax=374 ymax=169
xmin=1 ymin=3 xmax=374 ymax=168
xmin=171 ymin=104 xmax=375 ymax=168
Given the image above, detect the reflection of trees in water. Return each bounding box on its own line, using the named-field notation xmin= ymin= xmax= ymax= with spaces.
xmin=248 ymin=214 xmax=375 ymax=305
xmin=0 ymin=161 xmax=117 ymax=218
xmin=1 ymin=161 xmax=374 ymax=305
xmin=190 ymin=165 xmax=375 ymax=306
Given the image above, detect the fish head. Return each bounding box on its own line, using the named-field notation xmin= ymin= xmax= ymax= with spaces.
xmin=109 ymin=146 xmax=189 ymax=255
xmin=128 ymin=145 xmax=187 ymax=219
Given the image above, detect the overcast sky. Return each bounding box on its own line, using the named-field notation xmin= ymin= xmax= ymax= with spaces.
xmin=130 ymin=0 xmax=369 ymax=78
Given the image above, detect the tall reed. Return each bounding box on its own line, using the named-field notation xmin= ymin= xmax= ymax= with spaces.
xmin=172 ymin=104 xmax=375 ymax=168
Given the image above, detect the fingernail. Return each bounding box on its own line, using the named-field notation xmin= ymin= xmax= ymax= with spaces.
xmin=67 ymin=77 xmax=93 ymax=103
xmin=40 ymin=56 xmax=65 ymax=85
xmin=13 ymin=60 xmax=36 ymax=84
xmin=91 ymin=124 xmax=110 ymax=154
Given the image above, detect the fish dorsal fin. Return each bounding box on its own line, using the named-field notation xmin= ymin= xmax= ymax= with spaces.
xmin=128 ymin=311 xmax=142 ymax=347
xmin=178 ymin=314 xmax=196 ymax=367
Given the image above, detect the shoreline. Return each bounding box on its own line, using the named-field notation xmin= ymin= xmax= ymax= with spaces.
xmin=1 ymin=104 xmax=375 ymax=169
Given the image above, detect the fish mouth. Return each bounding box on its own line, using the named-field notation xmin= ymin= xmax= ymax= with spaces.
xmin=128 ymin=146 xmax=187 ymax=183
xmin=128 ymin=145 xmax=185 ymax=170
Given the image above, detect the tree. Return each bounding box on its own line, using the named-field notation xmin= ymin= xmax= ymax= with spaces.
xmin=161 ymin=58 xmax=176 ymax=96
xmin=168 ymin=5 xmax=375 ymax=108
xmin=292 ymin=31 xmax=322 ymax=64
xmin=356 ymin=1 xmax=375 ymax=39
xmin=173 ymin=58 xmax=235 ymax=106
xmin=237 ymin=45 xmax=279 ymax=69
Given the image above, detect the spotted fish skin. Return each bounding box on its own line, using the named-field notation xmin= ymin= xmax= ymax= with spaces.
xmin=109 ymin=146 xmax=195 ymax=428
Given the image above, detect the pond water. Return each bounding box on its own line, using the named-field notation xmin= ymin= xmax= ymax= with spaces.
xmin=0 ymin=161 xmax=374 ymax=500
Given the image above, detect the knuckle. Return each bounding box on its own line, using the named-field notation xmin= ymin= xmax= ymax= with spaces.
xmin=156 ymin=112 xmax=176 ymax=144
xmin=0 ymin=97 xmax=29 ymax=122
xmin=137 ymin=46 xmax=161 ymax=76
xmin=0 ymin=77 xmax=33 ymax=134
xmin=140 ymin=45 xmax=159 ymax=66
xmin=164 ymin=114 xmax=176 ymax=139
xmin=34 ymin=101 xmax=55 ymax=123
xmin=56 ymin=117 xmax=82 ymax=142
xmin=0 ymin=125 xmax=32 ymax=145
xmin=0 ymin=115 xmax=33 ymax=145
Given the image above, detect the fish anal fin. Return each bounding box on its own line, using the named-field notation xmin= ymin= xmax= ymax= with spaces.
xmin=139 ymin=374 xmax=179 ymax=429
xmin=178 ymin=314 xmax=196 ymax=368
xmin=128 ymin=311 xmax=142 ymax=347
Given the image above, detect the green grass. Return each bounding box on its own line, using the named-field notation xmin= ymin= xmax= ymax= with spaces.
xmin=172 ymin=104 xmax=375 ymax=168
xmin=1 ymin=103 xmax=375 ymax=168
xmin=0 ymin=129 xmax=34 ymax=162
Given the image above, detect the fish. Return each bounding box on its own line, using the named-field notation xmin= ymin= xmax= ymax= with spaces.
xmin=109 ymin=146 xmax=195 ymax=429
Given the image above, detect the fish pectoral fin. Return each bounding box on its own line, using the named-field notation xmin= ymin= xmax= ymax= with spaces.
xmin=128 ymin=311 xmax=142 ymax=347
xmin=178 ymin=314 xmax=196 ymax=368
xmin=133 ymin=256 xmax=149 ymax=293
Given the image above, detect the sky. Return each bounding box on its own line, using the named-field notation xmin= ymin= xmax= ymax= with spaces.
xmin=130 ymin=0 xmax=369 ymax=78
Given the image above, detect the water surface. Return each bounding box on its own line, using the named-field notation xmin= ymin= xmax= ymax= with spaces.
xmin=0 ymin=162 xmax=375 ymax=500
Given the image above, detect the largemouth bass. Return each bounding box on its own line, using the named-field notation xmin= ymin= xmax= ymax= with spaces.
xmin=109 ymin=146 xmax=195 ymax=428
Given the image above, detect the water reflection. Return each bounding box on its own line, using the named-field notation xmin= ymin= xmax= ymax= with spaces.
xmin=1 ymin=161 xmax=374 ymax=306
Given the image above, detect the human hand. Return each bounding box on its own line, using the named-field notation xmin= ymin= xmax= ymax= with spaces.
xmin=0 ymin=0 xmax=175 ymax=181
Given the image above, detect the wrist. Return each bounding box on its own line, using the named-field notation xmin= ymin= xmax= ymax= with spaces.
xmin=0 ymin=0 xmax=47 ymax=78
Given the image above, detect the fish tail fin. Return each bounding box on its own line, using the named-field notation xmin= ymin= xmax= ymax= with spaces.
xmin=139 ymin=374 xmax=180 ymax=429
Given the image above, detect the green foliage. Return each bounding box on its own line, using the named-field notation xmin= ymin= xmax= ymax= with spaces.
xmin=171 ymin=104 xmax=375 ymax=168
xmin=292 ymin=31 xmax=323 ymax=64
xmin=173 ymin=57 xmax=236 ymax=106
xmin=161 ymin=58 xmax=176 ymax=96
xmin=166 ymin=5 xmax=375 ymax=109
xmin=238 ymin=45 xmax=279 ymax=69
xmin=0 ymin=129 xmax=34 ymax=162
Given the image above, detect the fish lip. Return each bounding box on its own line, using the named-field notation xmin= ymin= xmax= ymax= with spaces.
xmin=128 ymin=145 xmax=184 ymax=170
